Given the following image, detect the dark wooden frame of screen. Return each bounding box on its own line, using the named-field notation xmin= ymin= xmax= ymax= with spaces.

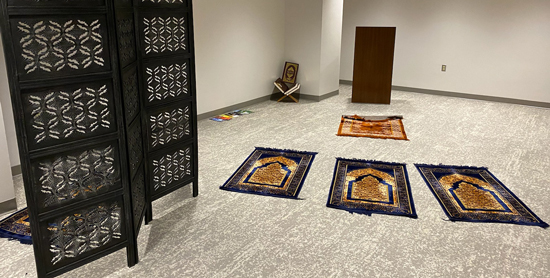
xmin=112 ymin=0 xmax=146 ymax=262
xmin=0 ymin=0 xmax=137 ymax=277
xmin=131 ymin=0 xmax=199 ymax=224
xmin=0 ymin=0 xmax=198 ymax=277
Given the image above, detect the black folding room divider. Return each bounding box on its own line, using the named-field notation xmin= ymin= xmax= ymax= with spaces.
xmin=135 ymin=0 xmax=198 ymax=223
xmin=0 ymin=0 xmax=198 ymax=277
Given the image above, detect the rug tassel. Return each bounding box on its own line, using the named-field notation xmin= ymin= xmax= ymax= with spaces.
xmin=254 ymin=147 xmax=318 ymax=156
xmin=348 ymin=211 xmax=372 ymax=217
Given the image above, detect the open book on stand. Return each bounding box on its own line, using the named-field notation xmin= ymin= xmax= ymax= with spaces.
xmin=274 ymin=78 xmax=300 ymax=102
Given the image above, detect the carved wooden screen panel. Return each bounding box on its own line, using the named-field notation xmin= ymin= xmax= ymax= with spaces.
xmin=113 ymin=0 xmax=146 ymax=241
xmin=0 ymin=1 xmax=136 ymax=277
xmin=135 ymin=0 xmax=198 ymax=221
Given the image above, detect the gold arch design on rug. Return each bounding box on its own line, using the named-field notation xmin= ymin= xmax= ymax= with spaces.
xmin=244 ymin=156 xmax=299 ymax=189
xmin=345 ymin=167 xmax=397 ymax=205
xmin=438 ymin=174 xmax=514 ymax=213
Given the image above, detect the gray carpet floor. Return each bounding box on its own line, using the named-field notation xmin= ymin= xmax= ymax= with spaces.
xmin=1 ymin=84 xmax=549 ymax=277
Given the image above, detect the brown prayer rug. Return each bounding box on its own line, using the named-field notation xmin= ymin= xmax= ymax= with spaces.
xmin=337 ymin=115 xmax=408 ymax=140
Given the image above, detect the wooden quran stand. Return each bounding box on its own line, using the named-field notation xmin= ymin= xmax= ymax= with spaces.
xmin=274 ymin=78 xmax=301 ymax=103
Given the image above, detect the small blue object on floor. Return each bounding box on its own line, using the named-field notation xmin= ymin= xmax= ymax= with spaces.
xmin=220 ymin=147 xmax=317 ymax=199
xmin=415 ymin=164 xmax=548 ymax=228
xmin=0 ymin=208 xmax=32 ymax=244
xmin=327 ymin=158 xmax=417 ymax=218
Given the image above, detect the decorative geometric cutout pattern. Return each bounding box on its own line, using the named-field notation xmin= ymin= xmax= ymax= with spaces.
xmin=17 ymin=19 xmax=105 ymax=74
xmin=131 ymin=170 xmax=145 ymax=231
xmin=28 ymin=85 xmax=112 ymax=144
xmin=152 ymin=147 xmax=191 ymax=191
xmin=143 ymin=17 xmax=186 ymax=54
xmin=116 ymin=16 xmax=136 ymax=68
xmin=150 ymin=106 xmax=190 ymax=148
xmin=122 ymin=70 xmax=140 ymax=123
xmin=127 ymin=121 xmax=143 ymax=177
xmin=146 ymin=62 xmax=188 ymax=102
xmin=39 ymin=145 xmax=119 ymax=207
xmin=48 ymin=202 xmax=122 ymax=265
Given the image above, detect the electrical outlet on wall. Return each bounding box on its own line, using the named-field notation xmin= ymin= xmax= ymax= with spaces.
xmin=442 ymin=65 xmax=447 ymax=72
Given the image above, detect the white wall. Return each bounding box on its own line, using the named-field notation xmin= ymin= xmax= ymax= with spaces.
xmin=0 ymin=38 xmax=15 ymax=202
xmin=0 ymin=37 xmax=20 ymax=168
xmin=284 ymin=0 xmax=323 ymax=96
xmin=285 ymin=0 xmax=343 ymax=97
xmin=341 ymin=0 xmax=550 ymax=103
xmin=193 ymin=0 xmax=286 ymax=114
xmin=0 ymin=102 xmax=14 ymax=203
xmin=320 ymin=0 xmax=344 ymax=95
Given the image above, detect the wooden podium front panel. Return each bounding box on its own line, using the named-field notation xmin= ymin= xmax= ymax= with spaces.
xmin=351 ymin=27 xmax=396 ymax=104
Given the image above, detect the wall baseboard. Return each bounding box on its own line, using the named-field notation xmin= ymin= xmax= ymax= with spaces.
xmin=393 ymin=86 xmax=550 ymax=108
xmin=198 ymin=89 xmax=340 ymax=121
xmin=339 ymin=79 xmax=352 ymax=85
xmin=339 ymin=80 xmax=550 ymax=108
xmin=301 ymin=89 xmax=339 ymax=102
xmin=197 ymin=95 xmax=272 ymax=121
xmin=11 ymin=165 xmax=21 ymax=176
xmin=0 ymin=198 xmax=17 ymax=215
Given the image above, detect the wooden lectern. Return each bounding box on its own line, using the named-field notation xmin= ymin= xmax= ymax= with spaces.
xmin=351 ymin=27 xmax=396 ymax=104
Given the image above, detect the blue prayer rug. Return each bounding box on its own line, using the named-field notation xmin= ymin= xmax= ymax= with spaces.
xmin=415 ymin=164 xmax=548 ymax=228
xmin=220 ymin=147 xmax=317 ymax=198
xmin=0 ymin=208 xmax=32 ymax=244
xmin=327 ymin=158 xmax=417 ymax=218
